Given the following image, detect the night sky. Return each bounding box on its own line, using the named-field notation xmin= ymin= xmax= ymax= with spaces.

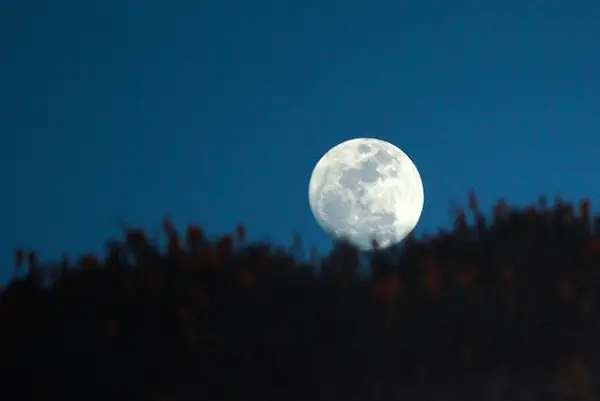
xmin=2 ymin=0 xmax=599 ymax=284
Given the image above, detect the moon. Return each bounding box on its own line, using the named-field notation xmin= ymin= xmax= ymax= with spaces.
xmin=308 ymin=138 xmax=424 ymax=250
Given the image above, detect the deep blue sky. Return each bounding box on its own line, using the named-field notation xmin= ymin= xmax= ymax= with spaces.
xmin=1 ymin=0 xmax=599 ymax=283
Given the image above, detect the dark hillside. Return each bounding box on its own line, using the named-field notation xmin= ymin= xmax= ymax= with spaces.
xmin=2 ymin=197 xmax=599 ymax=400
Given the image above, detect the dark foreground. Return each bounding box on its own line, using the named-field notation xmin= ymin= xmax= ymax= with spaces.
xmin=2 ymin=197 xmax=600 ymax=401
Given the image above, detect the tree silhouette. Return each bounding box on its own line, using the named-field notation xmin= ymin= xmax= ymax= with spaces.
xmin=2 ymin=194 xmax=600 ymax=400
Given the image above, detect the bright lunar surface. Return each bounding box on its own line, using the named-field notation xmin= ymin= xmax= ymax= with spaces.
xmin=308 ymin=138 xmax=424 ymax=250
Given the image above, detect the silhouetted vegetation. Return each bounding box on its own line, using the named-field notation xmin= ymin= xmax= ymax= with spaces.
xmin=2 ymin=194 xmax=600 ymax=400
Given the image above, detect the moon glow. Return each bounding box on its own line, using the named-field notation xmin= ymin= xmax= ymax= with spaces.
xmin=308 ymin=138 xmax=424 ymax=250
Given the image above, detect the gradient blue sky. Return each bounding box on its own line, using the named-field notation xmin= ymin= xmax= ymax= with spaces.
xmin=1 ymin=0 xmax=599 ymax=283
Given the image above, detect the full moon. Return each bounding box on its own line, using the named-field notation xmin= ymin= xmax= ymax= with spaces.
xmin=308 ymin=138 xmax=424 ymax=250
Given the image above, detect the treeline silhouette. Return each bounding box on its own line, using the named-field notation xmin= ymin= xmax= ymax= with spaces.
xmin=2 ymin=194 xmax=600 ymax=401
